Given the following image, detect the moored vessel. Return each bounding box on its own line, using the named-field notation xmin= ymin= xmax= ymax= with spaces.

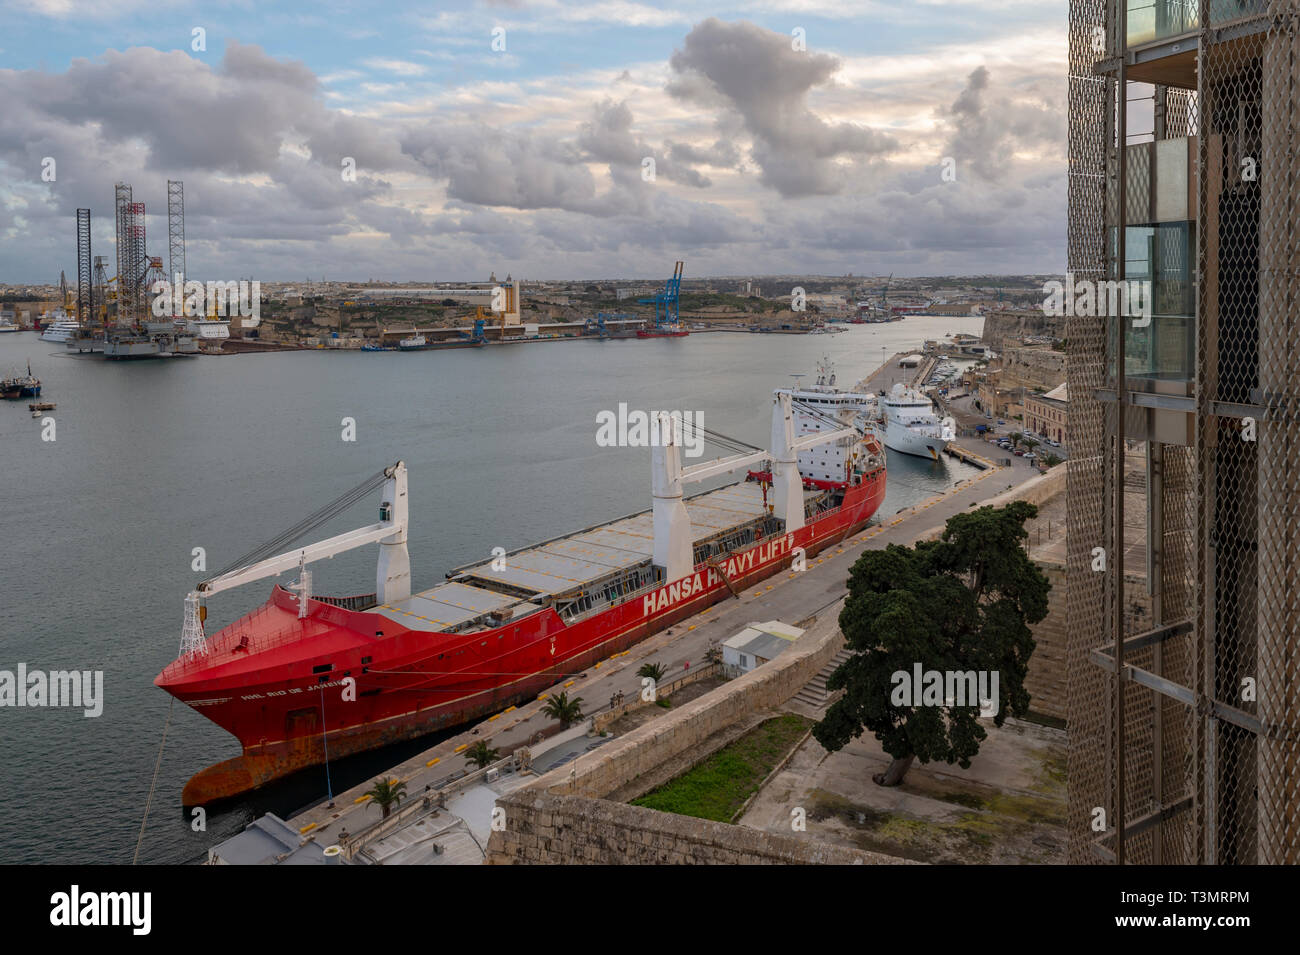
xmin=156 ymin=383 xmax=886 ymax=804
xmin=874 ymin=382 xmax=953 ymax=460
xmin=1 ymin=361 xmax=41 ymax=399
xmin=635 ymin=324 xmax=689 ymax=338
xmin=39 ymin=310 xmax=81 ymax=343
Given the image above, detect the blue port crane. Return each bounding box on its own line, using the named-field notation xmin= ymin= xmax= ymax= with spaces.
xmin=586 ymin=311 xmax=633 ymax=338
xmin=638 ymin=260 xmax=684 ymax=331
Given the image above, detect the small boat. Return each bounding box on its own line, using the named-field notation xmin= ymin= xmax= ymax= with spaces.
xmin=28 ymin=401 xmax=55 ymax=412
xmin=1 ymin=361 xmax=41 ymax=399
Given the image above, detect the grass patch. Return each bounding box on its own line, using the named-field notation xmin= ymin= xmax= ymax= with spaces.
xmin=631 ymin=714 xmax=810 ymax=822
xmin=1037 ymin=749 xmax=1068 ymax=790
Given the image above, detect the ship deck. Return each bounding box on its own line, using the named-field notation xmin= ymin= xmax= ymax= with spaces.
xmin=374 ymin=480 xmax=793 ymax=633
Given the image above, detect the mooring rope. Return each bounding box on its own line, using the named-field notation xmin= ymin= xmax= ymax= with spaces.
xmin=133 ymin=697 xmax=174 ymax=865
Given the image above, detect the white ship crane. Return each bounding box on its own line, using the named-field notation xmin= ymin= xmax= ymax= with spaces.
xmin=178 ymin=462 xmax=409 ymax=658
xmin=651 ymin=392 xmax=859 ymax=583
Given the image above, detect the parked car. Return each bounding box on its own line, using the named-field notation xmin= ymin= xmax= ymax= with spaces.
xmin=1024 ymin=453 xmax=1036 ymax=462
xmin=1014 ymin=449 xmax=1025 ymax=456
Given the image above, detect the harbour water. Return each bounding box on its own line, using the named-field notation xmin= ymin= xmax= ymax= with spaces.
xmin=0 ymin=316 xmax=982 ymax=863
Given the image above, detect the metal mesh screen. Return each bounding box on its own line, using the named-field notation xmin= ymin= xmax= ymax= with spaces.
xmin=1067 ymin=0 xmax=1296 ymax=865
xmin=1065 ymin=0 xmax=1113 ymax=864
xmin=1249 ymin=0 xmax=1299 ymax=865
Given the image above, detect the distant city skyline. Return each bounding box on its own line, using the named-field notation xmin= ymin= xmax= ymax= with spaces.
xmin=0 ymin=1 xmax=1067 ymax=283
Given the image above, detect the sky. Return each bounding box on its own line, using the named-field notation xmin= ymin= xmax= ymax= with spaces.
xmin=0 ymin=0 xmax=1068 ymax=283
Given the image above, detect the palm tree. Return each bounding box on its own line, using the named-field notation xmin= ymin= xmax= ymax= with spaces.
xmin=637 ymin=662 xmax=667 ymax=681
xmin=1008 ymin=431 xmax=1023 ymax=449
xmin=1022 ymin=437 xmax=1039 ymax=454
xmin=364 ymin=777 xmax=407 ymax=819
xmin=541 ymin=690 xmax=585 ymax=729
xmin=464 ymin=740 xmax=501 ymax=769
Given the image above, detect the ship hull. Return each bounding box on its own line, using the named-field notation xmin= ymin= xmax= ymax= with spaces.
xmin=876 ymin=420 xmax=946 ymax=460
xmin=158 ymin=471 xmax=885 ymax=804
xmin=636 ymin=329 xmax=688 ymax=338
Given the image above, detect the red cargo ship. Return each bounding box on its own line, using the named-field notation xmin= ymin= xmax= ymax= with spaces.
xmin=635 ymin=325 xmax=689 ymax=338
xmin=157 ymin=384 xmax=885 ymax=804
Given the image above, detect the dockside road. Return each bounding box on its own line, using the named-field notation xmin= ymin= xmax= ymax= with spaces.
xmin=857 ymin=350 xmax=934 ymax=394
xmin=288 ymin=446 xmax=1045 ymax=844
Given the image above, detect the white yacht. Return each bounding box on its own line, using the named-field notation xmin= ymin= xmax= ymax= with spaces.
xmin=875 ymin=383 xmax=954 ymax=460
xmin=39 ymin=309 xmax=81 ymax=343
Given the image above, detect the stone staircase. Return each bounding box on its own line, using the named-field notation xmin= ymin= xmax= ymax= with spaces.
xmin=789 ymin=646 xmax=852 ymax=712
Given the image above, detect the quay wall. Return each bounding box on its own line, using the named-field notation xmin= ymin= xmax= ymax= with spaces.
xmin=484 ymin=791 xmax=905 ymax=864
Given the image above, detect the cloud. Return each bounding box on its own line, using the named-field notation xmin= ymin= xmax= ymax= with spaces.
xmin=940 ymin=65 xmax=1064 ymax=180
xmin=0 ymin=13 xmax=1069 ymax=281
xmin=578 ymin=100 xmax=711 ymax=187
xmin=667 ymin=18 xmax=896 ymax=197
xmin=361 ymin=58 xmax=429 ymax=77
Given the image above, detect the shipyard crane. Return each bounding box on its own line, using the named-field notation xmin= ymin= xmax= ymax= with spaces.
xmin=586 ymin=311 xmax=633 ymax=338
xmin=638 ymin=260 xmax=684 ymax=331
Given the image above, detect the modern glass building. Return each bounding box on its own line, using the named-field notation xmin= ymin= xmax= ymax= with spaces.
xmin=1066 ymin=0 xmax=1297 ymax=864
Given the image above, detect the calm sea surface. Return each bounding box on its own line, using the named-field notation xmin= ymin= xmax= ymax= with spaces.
xmin=0 ymin=315 xmax=982 ymax=863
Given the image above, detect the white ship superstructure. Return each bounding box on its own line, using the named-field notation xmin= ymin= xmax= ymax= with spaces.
xmin=779 ymin=360 xmax=882 ymax=485
xmin=875 ymin=383 xmax=953 ymax=460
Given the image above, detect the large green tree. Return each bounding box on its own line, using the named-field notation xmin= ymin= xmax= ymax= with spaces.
xmin=813 ymin=501 xmax=1050 ymax=786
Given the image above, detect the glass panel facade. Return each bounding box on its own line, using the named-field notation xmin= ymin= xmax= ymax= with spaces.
xmin=1122 ymin=222 xmax=1194 ymax=381
xmin=1127 ymin=0 xmax=1267 ymax=47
